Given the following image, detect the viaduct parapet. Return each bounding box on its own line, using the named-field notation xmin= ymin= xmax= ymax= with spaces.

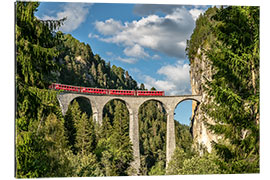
xmin=57 ymin=92 xmax=201 ymax=174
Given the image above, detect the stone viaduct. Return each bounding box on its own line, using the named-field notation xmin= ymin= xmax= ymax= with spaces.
xmin=57 ymin=92 xmax=202 ymax=174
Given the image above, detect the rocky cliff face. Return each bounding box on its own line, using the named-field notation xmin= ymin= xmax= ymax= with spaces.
xmin=190 ymin=47 xmax=219 ymax=153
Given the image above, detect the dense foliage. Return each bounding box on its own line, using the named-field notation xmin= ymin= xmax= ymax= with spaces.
xmin=138 ymin=101 xmax=167 ymax=175
xmin=56 ymin=34 xmax=139 ymax=90
xmin=205 ymin=6 xmax=260 ymax=173
xmin=15 ymin=2 xmax=136 ymax=177
xmin=186 ymin=6 xmax=260 ymax=174
xmin=16 ymin=2 xmax=70 ymax=177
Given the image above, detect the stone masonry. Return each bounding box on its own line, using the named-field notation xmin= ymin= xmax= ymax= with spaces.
xmin=57 ymin=92 xmax=202 ymax=174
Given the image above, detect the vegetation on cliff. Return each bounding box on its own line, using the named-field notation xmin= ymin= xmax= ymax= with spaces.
xmin=186 ymin=6 xmax=260 ymax=173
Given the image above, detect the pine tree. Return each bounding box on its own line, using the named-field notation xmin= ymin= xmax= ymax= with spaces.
xmin=203 ymin=6 xmax=260 ymax=173
xmin=98 ymin=100 xmax=133 ymax=176
xmin=41 ymin=113 xmax=73 ymax=177
xmin=64 ymin=100 xmax=81 ymax=153
xmin=16 ymin=3 xmax=66 ymax=171
xmin=138 ymin=101 xmax=167 ymax=175
xmin=16 ymin=2 xmax=65 ymax=89
xmin=74 ymin=113 xmax=96 ymax=155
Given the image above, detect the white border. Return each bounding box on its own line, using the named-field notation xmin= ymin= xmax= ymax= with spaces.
xmin=1 ymin=0 xmax=268 ymax=180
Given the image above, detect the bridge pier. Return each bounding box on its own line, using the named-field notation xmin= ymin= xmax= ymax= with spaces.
xmin=166 ymin=109 xmax=176 ymax=168
xmin=92 ymin=110 xmax=103 ymax=125
xmin=129 ymin=108 xmax=140 ymax=175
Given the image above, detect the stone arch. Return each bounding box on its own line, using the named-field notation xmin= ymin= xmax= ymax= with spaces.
xmin=57 ymin=93 xmax=99 ymax=123
xmin=102 ymin=97 xmax=133 ymax=115
xmin=137 ymin=99 xmax=168 ymax=174
xmin=173 ymin=97 xmax=201 ymax=145
xmin=101 ymin=98 xmax=132 ymax=130
xmin=68 ymin=96 xmax=93 ymax=116
xmin=138 ymin=98 xmax=169 ymax=114
xmin=174 ymin=97 xmax=200 ymax=111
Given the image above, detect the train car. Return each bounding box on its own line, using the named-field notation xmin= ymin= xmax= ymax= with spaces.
xmin=49 ymin=83 xmax=81 ymax=92
xmin=81 ymin=87 xmax=107 ymax=95
xmin=49 ymin=83 xmax=165 ymax=96
xmin=136 ymin=90 xmax=164 ymax=96
xmin=108 ymin=89 xmax=136 ymax=96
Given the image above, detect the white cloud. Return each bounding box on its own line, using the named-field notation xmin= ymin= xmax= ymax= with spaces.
xmin=106 ymin=51 xmax=113 ymax=56
xmin=189 ymin=8 xmax=204 ymax=21
xmin=123 ymin=44 xmax=150 ymax=58
xmin=144 ymin=75 xmax=175 ymax=92
xmin=94 ymin=7 xmax=195 ymax=59
xmin=133 ymin=4 xmax=208 ymax=16
xmin=158 ymin=61 xmax=190 ymax=83
xmin=94 ymin=18 xmax=123 ymax=35
xmin=143 ymin=61 xmax=191 ymax=95
xmin=152 ymin=54 xmax=160 ymax=59
xmin=40 ymin=3 xmax=91 ymax=33
xmin=88 ymin=33 xmax=99 ymax=39
xmin=115 ymin=56 xmax=137 ymax=64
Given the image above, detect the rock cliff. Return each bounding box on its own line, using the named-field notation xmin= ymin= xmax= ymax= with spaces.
xmin=189 ymin=47 xmax=218 ymax=153
xmin=186 ymin=7 xmax=220 ymax=154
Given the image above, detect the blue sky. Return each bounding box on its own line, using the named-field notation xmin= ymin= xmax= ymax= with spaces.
xmin=35 ymin=2 xmax=209 ymax=125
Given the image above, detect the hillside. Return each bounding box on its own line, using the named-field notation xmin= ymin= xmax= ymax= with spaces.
xmin=51 ymin=33 xmax=138 ymax=90
xmin=15 ymin=2 xmax=193 ymax=177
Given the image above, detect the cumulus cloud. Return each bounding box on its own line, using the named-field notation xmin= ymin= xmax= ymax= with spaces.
xmin=40 ymin=3 xmax=91 ymax=33
xmin=133 ymin=4 xmax=207 ymax=16
xmin=152 ymin=54 xmax=161 ymax=59
xmin=189 ymin=8 xmax=204 ymax=21
xmin=123 ymin=44 xmax=150 ymax=58
xmin=94 ymin=7 xmax=195 ymax=59
xmin=115 ymin=56 xmax=137 ymax=64
xmin=95 ymin=18 xmax=123 ymax=35
xmin=133 ymin=4 xmax=187 ymax=16
xmin=143 ymin=61 xmax=191 ymax=95
xmin=88 ymin=33 xmax=99 ymax=39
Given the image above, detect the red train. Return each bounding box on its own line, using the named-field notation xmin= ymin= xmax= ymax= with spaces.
xmin=49 ymin=83 xmax=165 ymax=96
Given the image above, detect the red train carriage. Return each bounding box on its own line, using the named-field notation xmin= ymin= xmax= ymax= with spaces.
xmin=49 ymin=83 xmax=165 ymax=96
xmin=108 ymin=89 xmax=136 ymax=96
xmin=49 ymin=83 xmax=80 ymax=92
xmin=81 ymin=87 xmax=107 ymax=95
xmin=136 ymin=90 xmax=164 ymax=96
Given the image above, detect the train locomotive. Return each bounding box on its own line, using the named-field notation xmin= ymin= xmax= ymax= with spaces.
xmin=49 ymin=83 xmax=165 ymax=96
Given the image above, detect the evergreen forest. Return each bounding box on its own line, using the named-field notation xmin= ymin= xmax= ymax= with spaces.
xmin=15 ymin=2 xmax=259 ymax=178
